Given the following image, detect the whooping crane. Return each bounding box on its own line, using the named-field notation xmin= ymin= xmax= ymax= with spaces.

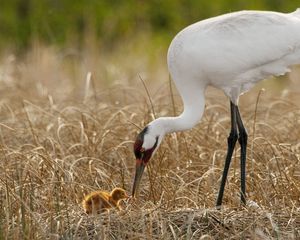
xmin=131 ymin=9 xmax=300 ymax=207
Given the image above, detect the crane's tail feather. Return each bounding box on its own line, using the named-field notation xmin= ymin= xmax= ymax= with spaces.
xmin=291 ymin=8 xmax=300 ymax=18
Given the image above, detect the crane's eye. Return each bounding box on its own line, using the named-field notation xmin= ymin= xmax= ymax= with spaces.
xmin=134 ymin=140 xmax=143 ymax=159
xmin=133 ymin=127 xmax=149 ymax=158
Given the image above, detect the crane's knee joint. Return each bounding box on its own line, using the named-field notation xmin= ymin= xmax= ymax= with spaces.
xmin=238 ymin=130 xmax=248 ymax=145
xmin=228 ymin=130 xmax=238 ymax=145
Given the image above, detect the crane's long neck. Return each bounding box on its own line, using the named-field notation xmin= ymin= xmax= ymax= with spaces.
xmin=150 ymin=82 xmax=206 ymax=134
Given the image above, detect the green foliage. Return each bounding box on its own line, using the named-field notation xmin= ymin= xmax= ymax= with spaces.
xmin=0 ymin=0 xmax=299 ymax=51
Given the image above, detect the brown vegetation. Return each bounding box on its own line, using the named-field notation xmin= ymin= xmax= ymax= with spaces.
xmin=0 ymin=48 xmax=300 ymax=239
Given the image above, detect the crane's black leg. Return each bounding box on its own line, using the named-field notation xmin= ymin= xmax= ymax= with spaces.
xmin=216 ymin=101 xmax=238 ymax=207
xmin=236 ymin=107 xmax=248 ymax=205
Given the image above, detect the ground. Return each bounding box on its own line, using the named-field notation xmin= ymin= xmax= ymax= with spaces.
xmin=0 ymin=48 xmax=300 ymax=239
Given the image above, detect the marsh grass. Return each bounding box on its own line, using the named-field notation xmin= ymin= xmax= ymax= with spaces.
xmin=0 ymin=47 xmax=300 ymax=239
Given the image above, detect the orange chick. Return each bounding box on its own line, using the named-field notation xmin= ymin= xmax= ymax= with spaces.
xmin=82 ymin=187 xmax=129 ymax=214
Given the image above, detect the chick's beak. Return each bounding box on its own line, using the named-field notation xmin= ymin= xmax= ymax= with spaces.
xmin=131 ymin=158 xmax=146 ymax=198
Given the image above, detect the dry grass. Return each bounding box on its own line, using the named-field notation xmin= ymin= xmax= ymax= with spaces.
xmin=0 ymin=47 xmax=300 ymax=239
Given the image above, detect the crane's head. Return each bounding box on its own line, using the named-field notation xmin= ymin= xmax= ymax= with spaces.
xmin=131 ymin=123 xmax=164 ymax=198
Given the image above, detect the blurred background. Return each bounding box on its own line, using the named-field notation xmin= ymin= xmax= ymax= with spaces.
xmin=1 ymin=1 xmax=299 ymax=52
xmin=0 ymin=1 xmax=299 ymax=99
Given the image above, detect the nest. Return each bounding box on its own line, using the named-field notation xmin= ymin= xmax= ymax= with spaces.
xmin=63 ymin=205 xmax=300 ymax=240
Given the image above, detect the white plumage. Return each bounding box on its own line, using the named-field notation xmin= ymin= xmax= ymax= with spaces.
xmin=131 ymin=9 xmax=300 ymax=206
xmin=168 ymin=9 xmax=300 ymax=104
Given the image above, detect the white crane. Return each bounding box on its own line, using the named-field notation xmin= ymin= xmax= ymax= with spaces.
xmin=131 ymin=9 xmax=300 ymax=207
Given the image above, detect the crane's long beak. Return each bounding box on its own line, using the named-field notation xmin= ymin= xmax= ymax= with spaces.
xmin=131 ymin=159 xmax=146 ymax=198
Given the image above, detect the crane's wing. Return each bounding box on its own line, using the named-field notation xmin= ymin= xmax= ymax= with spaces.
xmin=178 ymin=10 xmax=300 ymax=91
xmin=168 ymin=9 xmax=300 ymax=100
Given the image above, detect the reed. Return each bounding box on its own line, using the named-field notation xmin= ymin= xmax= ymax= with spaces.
xmin=0 ymin=47 xmax=299 ymax=239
